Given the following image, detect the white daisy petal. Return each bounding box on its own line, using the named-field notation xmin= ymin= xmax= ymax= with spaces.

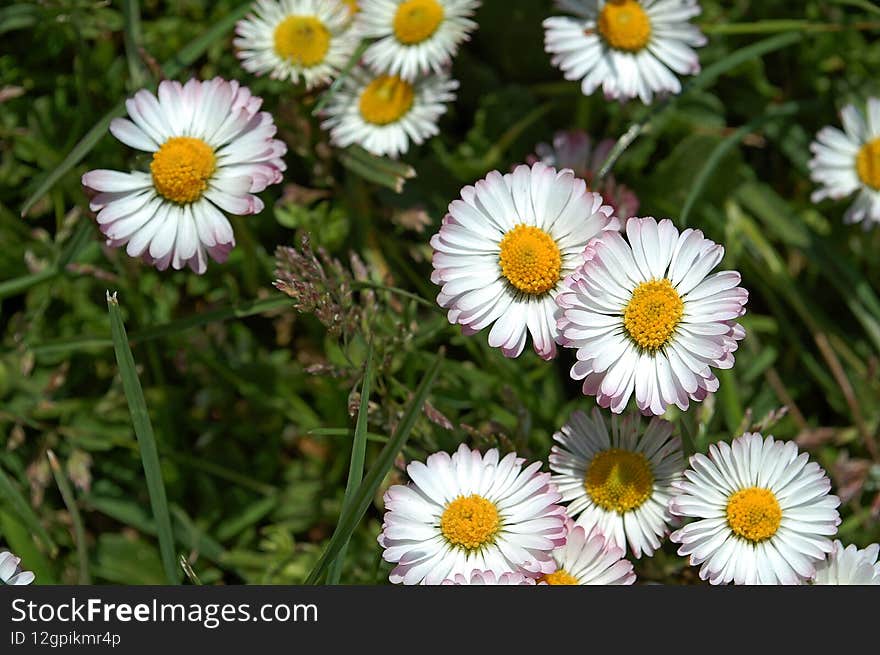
xmin=670 ymin=432 xmax=841 ymax=585
xmin=82 ymin=78 xmax=285 ymax=274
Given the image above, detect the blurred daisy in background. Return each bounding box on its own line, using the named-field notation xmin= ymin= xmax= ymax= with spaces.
xmin=441 ymin=570 xmax=537 ymax=585
xmin=357 ymin=0 xmax=480 ymax=80
xmin=809 ymin=97 xmax=880 ymax=228
xmin=669 ymin=433 xmax=841 ymax=585
xmin=0 ymin=550 xmax=34 ymax=586
xmin=528 ymin=129 xmax=640 ymax=221
xmin=378 ymin=444 xmax=567 ymax=585
xmin=82 ymin=78 xmax=286 ymax=274
xmin=431 ymin=162 xmax=619 ymax=360
xmin=544 ymin=0 xmax=706 ymax=104
xmin=539 ymin=520 xmax=636 ymax=585
xmin=234 ymin=0 xmax=360 ymax=89
xmin=549 ymin=408 xmax=682 ymax=557
xmin=556 ymin=217 xmax=748 ymax=415
xmin=810 ymin=540 xmax=880 ymax=585
xmin=321 ymin=66 xmax=458 ymax=157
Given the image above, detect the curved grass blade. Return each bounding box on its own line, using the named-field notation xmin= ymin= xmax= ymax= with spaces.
xmin=597 ymin=31 xmax=803 ymax=180
xmin=680 ymin=102 xmax=802 ymax=224
xmin=0 ymin=466 xmax=56 ymax=555
xmin=20 ymin=2 xmax=252 ymax=217
xmin=107 ymin=291 xmax=178 ymax=584
xmin=47 ymin=450 xmax=90 ymax=584
xmin=326 ymin=342 xmax=375 ymax=584
xmin=306 ymin=349 xmax=444 ymax=585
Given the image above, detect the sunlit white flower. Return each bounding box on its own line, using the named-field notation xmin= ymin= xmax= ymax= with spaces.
xmin=441 ymin=570 xmax=537 ymax=585
xmin=539 ymin=520 xmax=635 ymax=585
xmin=234 ymin=0 xmax=361 ymax=89
xmin=378 ymin=444 xmax=567 ymax=585
xmin=809 ymin=97 xmax=880 ymax=228
xmin=549 ymin=408 xmax=683 ymax=558
xmin=82 ymin=78 xmax=286 ymax=274
xmin=431 ymin=162 xmax=619 ymax=360
xmin=556 ymin=217 xmax=748 ymax=415
xmin=321 ymin=66 xmax=457 ymax=158
xmin=811 ymin=540 xmax=880 ymax=585
xmin=670 ymin=433 xmax=841 ymax=585
xmin=544 ymin=0 xmax=706 ymax=104
xmin=0 ymin=551 xmax=34 ymax=586
xmin=357 ymin=0 xmax=480 ymax=80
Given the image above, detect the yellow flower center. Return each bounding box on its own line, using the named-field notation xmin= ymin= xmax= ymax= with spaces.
xmin=726 ymin=487 xmax=782 ymax=543
xmin=358 ymin=75 xmax=415 ymax=125
xmin=150 ymin=137 xmax=216 ymax=205
xmin=856 ymin=137 xmax=880 ymax=190
xmin=498 ymin=225 xmax=562 ymax=295
xmin=273 ymin=15 xmax=331 ymax=67
xmin=440 ymin=494 xmax=501 ymax=550
xmin=539 ymin=569 xmax=580 ymax=585
xmin=393 ymin=0 xmax=445 ymax=45
xmin=597 ymin=0 xmax=652 ymax=53
xmin=584 ymin=448 xmax=654 ymax=514
xmin=623 ymin=278 xmax=684 ymax=351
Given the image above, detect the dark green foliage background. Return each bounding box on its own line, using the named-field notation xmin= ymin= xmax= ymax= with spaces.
xmin=1 ymin=0 xmax=879 ymax=584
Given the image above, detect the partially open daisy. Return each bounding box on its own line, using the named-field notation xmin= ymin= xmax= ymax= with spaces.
xmin=811 ymin=540 xmax=880 ymax=585
xmin=669 ymin=433 xmax=841 ymax=585
xmin=809 ymin=97 xmax=880 ymax=228
xmin=234 ymin=0 xmax=360 ymax=89
xmin=82 ymin=78 xmax=286 ymax=274
xmin=549 ymin=408 xmax=682 ymax=558
xmin=431 ymin=163 xmax=619 ymax=360
xmin=321 ymin=65 xmax=458 ymax=158
xmin=556 ymin=217 xmax=748 ymax=415
xmin=378 ymin=444 xmax=567 ymax=585
xmin=544 ymin=0 xmax=706 ymax=104
xmin=441 ymin=570 xmax=537 ymax=585
xmin=539 ymin=520 xmax=636 ymax=585
xmin=0 ymin=551 xmax=34 ymax=586
xmin=357 ymin=0 xmax=480 ymax=80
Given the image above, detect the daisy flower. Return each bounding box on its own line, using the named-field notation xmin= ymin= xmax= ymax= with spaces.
xmin=441 ymin=570 xmax=536 ymax=585
xmin=811 ymin=540 xmax=880 ymax=585
xmin=82 ymin=78 xmax=286 ymax=274
xmin=0 ymin=551 xmax=34 ymax=586
xmin=234 ymin=0 xmax=361 ymax=89
xmin=357 ymin=0 xmax=480 ymax=80
xmin=549 ymin=408 xmax=683 ymax=558
xmin=544 ymin=0 xmax=706 ymax=104
xmin=378 ymin=444 xmax=567 ymax=585
xmin=431 ymin=162 xmax=619 ymax=360
xmin=556 ymin=217 xmax=748 ymax=415
xmin=808 ymin=97 xmax=880 ymax=228
xmin=321 ymin=65 xmax=458 ymax=158
xmin=669 ymin=433 xmax=841 ymax=585
xmin=539 ymin=520 xmax=636 ymax=585
xmin=528 ymin=130 xmax=639 ymax=221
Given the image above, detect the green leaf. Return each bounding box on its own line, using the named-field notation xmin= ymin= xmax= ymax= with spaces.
xmin=46 ymin=450 xmax=90 ymax=584
xmin=306 ymin=349 xmax=444 ymax=584
xmin=326 ymin=342 xmax=374 ymax=584
xmin=107 ymin=291 xmax=178 ymax=584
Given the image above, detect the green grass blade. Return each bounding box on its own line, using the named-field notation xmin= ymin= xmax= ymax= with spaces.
xmin=20 ymin=2 xmax=252 ymax=217
xmin=107 ymin=291 xmax=178 ymax=584
xmin=598 ymin=32 xmax=803 ymax=180
xmin=47 ymin=450 xmax=90 ymax=584
xmin=830 ymin=0 xmax=880 ymax=16
xmin=306 ymin=349 xmax=444 ymax=585
xmin=327 ymin=342 xmax=375 ymax=584
xmin=122 ymin=0 xmax=147 ymax=87
xmin=0 ymin=466 xmax=57 ymax=555
xmin=312 ymin=40 xmax=370 ymax=115
xmin=681 ymin=102 xmax=801 ymax=224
